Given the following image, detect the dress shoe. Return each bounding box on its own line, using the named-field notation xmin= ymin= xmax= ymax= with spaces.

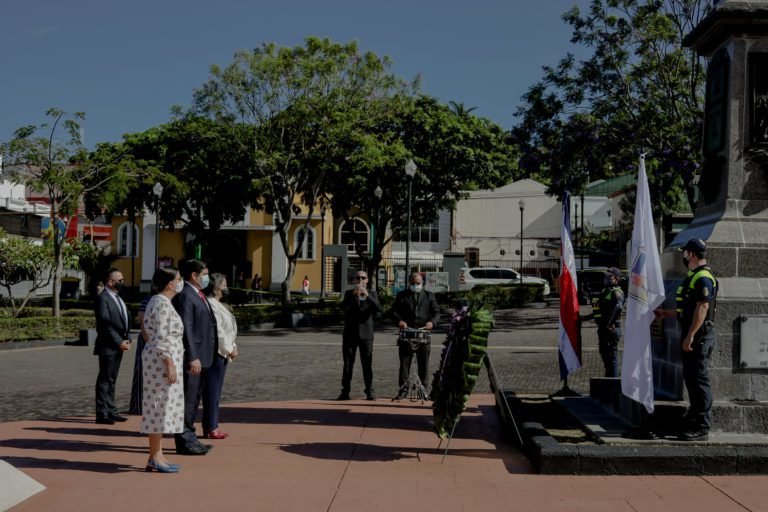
xmin=95 ymin=417 xmax=115 ymax=425
xmin=176 ymin=444 xmax=209 ymax=456
xmin=206 ymin=429 xmax=229 ymax=439
xmin=146 ymin=459 xmax=180 ymax=473
xmin=365 ymin=392 xmax=376 ymax=401
xmin=337 ymin=392 xmax=350 ymax=401
xmin=110 ymin=414 xmax=128 ymax=422
xmin=678 ymin=429 xmax=709 ymax=442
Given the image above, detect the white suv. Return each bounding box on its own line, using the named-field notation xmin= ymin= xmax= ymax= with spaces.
xmin=457 ymin=267 xmax=550 ymax=295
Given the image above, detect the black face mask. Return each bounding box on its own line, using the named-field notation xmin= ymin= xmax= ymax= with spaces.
xmin=682 ymin=253 xmax=690 ymax=268
xmin=221 ymin=288 xmax=231 ymax=300
xmin=113 ymin=282 xmax=125 ymax=293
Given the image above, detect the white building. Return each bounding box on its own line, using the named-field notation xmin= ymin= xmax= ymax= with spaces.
xmin=452 ymin=179 xmax=562 ymax=268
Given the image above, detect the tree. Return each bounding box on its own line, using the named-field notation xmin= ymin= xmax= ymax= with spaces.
xmin=0 ymin=228 xmax=98 ymax=317
xmin=193 ymin=37 xmax=408 ymax=304
xmin=513 ymin=0 xmax=711 ymax=218
xmin=327 ymin=95 xmax=518 ymax=282
xmin=2 ymin=109 xmax=133 ymax=316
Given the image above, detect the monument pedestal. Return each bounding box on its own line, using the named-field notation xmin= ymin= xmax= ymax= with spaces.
xmin=651 ymin=0 xmax=768 ymax=424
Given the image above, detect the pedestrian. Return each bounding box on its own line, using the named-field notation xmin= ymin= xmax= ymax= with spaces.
xmin=392 ymin=272 xmax=440 ymax=397
xmin=251 ymin=273 xmax=262 ymax=304
xmin=172 ymin=259 xmax=218 ymax=456
xmin=202 ymin=273 xmax=239 ymax=439
xmin=655 ymin=238 xmax=717 ymax=441
xmin=93 ymin=268 xmax=131 ymax=425
xmin=141 ymin=266 xmax=185 ymax=473
xmin=128 ymin=293 xmax=152 ymax=415
xmin=338 ymin=270 xmax=382 ymax=401
xmin=302 ymin=275 xmax=311 ymax=296
xmin=582 ymin=267 xmax=624 ymax=377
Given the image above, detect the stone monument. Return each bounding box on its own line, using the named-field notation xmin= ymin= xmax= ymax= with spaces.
xmin=653 ymin=0 xmax=768 ymax=432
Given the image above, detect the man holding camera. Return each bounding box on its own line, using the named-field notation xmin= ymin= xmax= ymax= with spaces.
xmin=338 ymin=271 xmax=382 ymax=401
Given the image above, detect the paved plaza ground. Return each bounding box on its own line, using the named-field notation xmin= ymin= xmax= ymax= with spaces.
xmin=2 ymin=304 xmax=768 ymax=511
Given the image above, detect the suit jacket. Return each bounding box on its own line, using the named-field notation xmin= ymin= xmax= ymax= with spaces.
xmin=172 ymin=282 xmax=218 ymax=368
xmin=94 ymin=290 xmax=130 ymax=356
xmin=392 ymin=289 xmax=440 ymax=329
xmin=342 ymin=289 xmax=382 ymax=341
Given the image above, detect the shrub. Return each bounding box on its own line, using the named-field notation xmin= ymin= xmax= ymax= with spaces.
xmin=435 ymin=283 xmax=544 ymax=310
xmin=0 ymin=316 xmax=95 ymax=342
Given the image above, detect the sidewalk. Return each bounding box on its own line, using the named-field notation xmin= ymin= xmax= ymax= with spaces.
xmin=3 ymin=395 xmax=768 ymax=511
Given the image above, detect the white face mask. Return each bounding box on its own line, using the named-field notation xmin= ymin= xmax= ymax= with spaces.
xmin=174 ymin=281 xmax=184 ymax=294
xmin=410 ymin=284 xmax=423 ymax=293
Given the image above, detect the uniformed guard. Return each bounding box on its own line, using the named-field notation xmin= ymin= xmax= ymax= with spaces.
xmin=583 ymin=267 xmax=624 ymax=377
xmin=656 ymin=238 xmax=717 ymax=441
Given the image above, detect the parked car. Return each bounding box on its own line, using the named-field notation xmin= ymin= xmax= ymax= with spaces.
xmin=457 ymin=267 xmax=550 ymax=296
xmin=576 ymin=267 xmax=628 ymax=305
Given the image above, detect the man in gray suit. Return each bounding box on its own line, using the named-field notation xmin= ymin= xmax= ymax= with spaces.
xmin=94 ymin=268 xmax=131 ymax=424
xmin=173 ymin=259 xmax=217 ymax=455
xmin=338 ymin=270 xmax=382 ymax=401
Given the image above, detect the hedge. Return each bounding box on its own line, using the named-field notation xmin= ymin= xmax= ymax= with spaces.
xmin=435 ymin=282 xmax=545 ymax=310
xmin=0 ymin=316 xmax=95 ymax=342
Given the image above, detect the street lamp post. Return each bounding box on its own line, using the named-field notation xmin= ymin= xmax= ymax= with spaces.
xmin=518 ymin=199 xmax=525 ymax=285
xmin=320 ymin=202 xmax=327 ymax=298
xmin=373 ymin=185 xmax=383 ymax=290
xmin=404 ymin=159 xmax=417 ymax=276
xmin=152 ymin=182 xmax=164 ymax=269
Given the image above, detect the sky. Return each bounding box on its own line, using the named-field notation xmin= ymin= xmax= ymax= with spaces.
xmin=2 ymin=0 xmax=590 ymax=148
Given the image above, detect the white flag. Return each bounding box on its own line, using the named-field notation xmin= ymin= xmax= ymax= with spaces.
xmin=621 ymin=155 xmax=665 ymax=413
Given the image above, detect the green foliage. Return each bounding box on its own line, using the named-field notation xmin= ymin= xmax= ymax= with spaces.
xmin=192 ymin=37 xmax=408 ymax=304
xmin=2 ymin=108 xmax=134 ymax=317
xmin=0 ymin=229 xmax=56 ymax=317
xmin=0 ymin=311 xmax=95 ymax=342
xmin=513 ymin=0 xmax=711 ymax=218
xmin=327 ymin=94 xmax=518 ymax=278
xmin=435 ymin=283 xmax=545 ymax=310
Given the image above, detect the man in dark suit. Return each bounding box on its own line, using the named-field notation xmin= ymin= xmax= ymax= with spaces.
xmin=339 ymin=270 xmax=382 ymax=401
xmin=392 ymin=272 xmax=440 ymax=396
xmin=94 ymin=268 xmax=131 ymax=424
xmin=173 ymin=259 xmax=217 ymax=455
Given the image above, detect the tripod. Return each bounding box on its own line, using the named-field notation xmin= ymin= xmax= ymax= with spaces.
xmin=393 ymin=329 xmax=430 ymax=402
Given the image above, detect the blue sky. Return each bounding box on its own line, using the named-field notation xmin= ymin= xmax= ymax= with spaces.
xmin=2 ymin=0 xmax=590 ymax=148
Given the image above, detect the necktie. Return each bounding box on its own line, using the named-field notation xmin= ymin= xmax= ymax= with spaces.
xmin=116 ymin=296 xmax=128 ymax=329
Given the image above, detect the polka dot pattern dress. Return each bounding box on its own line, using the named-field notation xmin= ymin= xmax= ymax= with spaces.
xmin=140 ymin=294 xmax=185 ymax=434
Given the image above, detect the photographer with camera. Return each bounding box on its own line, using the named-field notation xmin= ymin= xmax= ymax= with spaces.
xmin=338 ymin=271 xmax=382 ymax=401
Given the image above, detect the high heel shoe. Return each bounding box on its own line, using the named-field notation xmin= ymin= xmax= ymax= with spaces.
xmin=145 ymin=459 xmax=180 ymax=473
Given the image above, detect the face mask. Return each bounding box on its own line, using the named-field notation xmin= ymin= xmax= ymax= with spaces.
xmin=113 ymin=281 xmax=125 ymax=293
xmin=221 ymin=288 xmax=230 ymax=299
xmin=682 ymin=253 xmax=690 ymax=268
xmin=604 ymin=277 xmax=613 ymax=287
xmin=410 ymin=284 xmax=423 ymax=293
xmin=199 ymin=274 xmax=210 ymax=289
xmin=174 ymin=281 xmax=184 ymax=294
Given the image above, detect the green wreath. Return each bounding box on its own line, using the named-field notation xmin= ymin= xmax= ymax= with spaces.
xmin=431 ymin=303 xmax=493 ymax=438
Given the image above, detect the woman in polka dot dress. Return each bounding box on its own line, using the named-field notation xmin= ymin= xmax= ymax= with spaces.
xmin=140 ymin=266 xmax=185 ymax=473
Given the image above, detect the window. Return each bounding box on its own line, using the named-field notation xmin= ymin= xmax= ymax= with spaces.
xmin=339 ymin=218 xmax=369 ymax=255
xmin=294 ymin=225 xmax=316 ymax=260
xmin=117 ymin=222 xmax=139 ymax=257
xmin=395 ymin=220 xmax=440 ymax=243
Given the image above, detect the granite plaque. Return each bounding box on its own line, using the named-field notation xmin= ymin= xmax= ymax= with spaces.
xmin=740 ymin=315 xmax=768 ymax=368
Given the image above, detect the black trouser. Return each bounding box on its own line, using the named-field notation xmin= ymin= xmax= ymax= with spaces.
xmin=682 ymin=328 xmax=716 ymax=431
xmin=202 ymin=355 xmax=228 ymax=433
xmin=398 ymin=340 xmax=430 ymax=389
xmin=95 ymin=351 xmax=123 ymax=419
xmin=597 ymin=326 xmax=621 ymax=378
xmin=341 ymin=337 xmax=374 ymax=394
xmin=175 ymin=365 xmax=209 ymax=450
xmin=128 ymin=334 xmax=145 ymax=415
